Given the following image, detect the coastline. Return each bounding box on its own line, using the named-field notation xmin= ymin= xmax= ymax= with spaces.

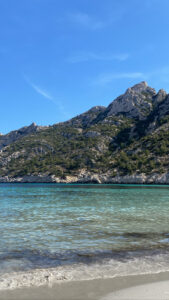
xmin=1 ymin=172 xmax=169 ymax=184
xmin=1 ymin=272 xmax=169 ymax=300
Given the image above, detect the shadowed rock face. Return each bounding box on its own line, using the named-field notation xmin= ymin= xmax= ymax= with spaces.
xmin=153 ymin=89 xmax=167 ymax=105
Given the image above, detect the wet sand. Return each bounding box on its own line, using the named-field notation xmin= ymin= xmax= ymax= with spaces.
xmin=1 ymin=272 xmax=169 ymax=300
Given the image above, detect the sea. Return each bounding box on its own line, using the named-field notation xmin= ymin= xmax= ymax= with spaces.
xmin=1 ymin=183 xmax=169 ymax=290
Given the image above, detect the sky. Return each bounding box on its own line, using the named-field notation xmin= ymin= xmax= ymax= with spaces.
xmin=1 ymin=0 xmax=169 ymax=133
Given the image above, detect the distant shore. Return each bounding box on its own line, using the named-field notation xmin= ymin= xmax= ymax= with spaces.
xmin=1 ymin=272 xmax=169 ymax=300
xmin=1 ymin=172 xmax=169 ymax=184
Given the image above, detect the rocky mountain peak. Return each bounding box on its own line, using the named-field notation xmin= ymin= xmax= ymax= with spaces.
xmin=153 ymin=89 xmax=167 ymax=105
xmin=30 ymin=122 xmax=37 ymax=127
xmin=126 ymin=81 xmax=156 ymax=96
xmin=126 ymin=81 xmax=148 ymax=93
xmin=98 ymin=82 xmax=157 ymax=121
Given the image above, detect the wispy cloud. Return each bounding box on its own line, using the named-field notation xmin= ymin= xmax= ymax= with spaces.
xmin=24 ymin=75 xmax=55 ymax=102
xmin=23 ymin=75 xmax=70 ymax=118
xmin=29 ymin=82 xmax=54 ymax=101
xmin=93 ymin=72 xmax=145 ymax=85
xmin=67 ymin=52 xmax=129 ymax=63
xmin=68 ymin=12 xmax=106 ymax=30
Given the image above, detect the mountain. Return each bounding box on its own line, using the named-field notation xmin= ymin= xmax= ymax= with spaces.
xmin=1 ymin=81 xmax=169 ymax=184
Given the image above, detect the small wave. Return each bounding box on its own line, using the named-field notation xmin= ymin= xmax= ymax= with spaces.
xmin=1 ymin=250 xmax=169 ymax=290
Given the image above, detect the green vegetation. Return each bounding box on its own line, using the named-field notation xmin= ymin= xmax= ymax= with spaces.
xmin=1 ymin=117 xmax=169 ymax=179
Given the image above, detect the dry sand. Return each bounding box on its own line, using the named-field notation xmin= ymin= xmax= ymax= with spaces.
xmin=0 ymin=272 xmax=169 ymax=300
xmin=102 ymin=280 xmax=169 ymax=299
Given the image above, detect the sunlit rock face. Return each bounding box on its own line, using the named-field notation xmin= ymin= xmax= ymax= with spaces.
xmin=102 ymin=81 xmax=157 ymax=120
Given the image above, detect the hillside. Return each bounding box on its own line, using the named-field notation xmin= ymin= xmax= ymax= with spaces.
xmin=1 ymin=81 xmax=169 ymax=184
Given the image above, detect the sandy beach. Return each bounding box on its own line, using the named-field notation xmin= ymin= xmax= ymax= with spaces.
xmin=0 ymin=272 xmax=169 ymax=300
xmin=102 ymin=280 xmax=169 ymax=300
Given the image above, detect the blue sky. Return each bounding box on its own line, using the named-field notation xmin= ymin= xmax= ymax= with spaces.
xmin=1 ymin=0 xmax=169 ymax=133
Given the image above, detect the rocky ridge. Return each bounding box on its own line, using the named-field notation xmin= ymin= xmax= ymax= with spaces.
xmin=0 ymin=123 xmax=48 ymax=150
xmin=1 ymin=81 xmax=169 ymax=184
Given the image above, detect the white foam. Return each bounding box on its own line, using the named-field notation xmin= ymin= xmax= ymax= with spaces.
xmin=1 ymin=252 xmax=169 ymax=290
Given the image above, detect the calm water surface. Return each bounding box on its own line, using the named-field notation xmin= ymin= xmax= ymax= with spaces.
xmin=1 ymin=184 xmax=169 ymax=289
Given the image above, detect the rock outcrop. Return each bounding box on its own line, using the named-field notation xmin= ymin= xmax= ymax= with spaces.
xmin=97 ymin=81 xmax=157 ymax=121
xmin=0 ymin=123 xmax=47 ymax=150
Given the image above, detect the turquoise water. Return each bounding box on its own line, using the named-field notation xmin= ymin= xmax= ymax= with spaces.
xmin=1 ymin=184 xmax=169 ymax=289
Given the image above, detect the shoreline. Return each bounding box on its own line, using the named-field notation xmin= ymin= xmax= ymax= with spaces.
xmin=1 ymin=181 xmax=169 ymax=186
xmin=1 ymin=272 xmax=169 ymax=300
xmin=1 ymin=172 xmax=169 ymax=184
